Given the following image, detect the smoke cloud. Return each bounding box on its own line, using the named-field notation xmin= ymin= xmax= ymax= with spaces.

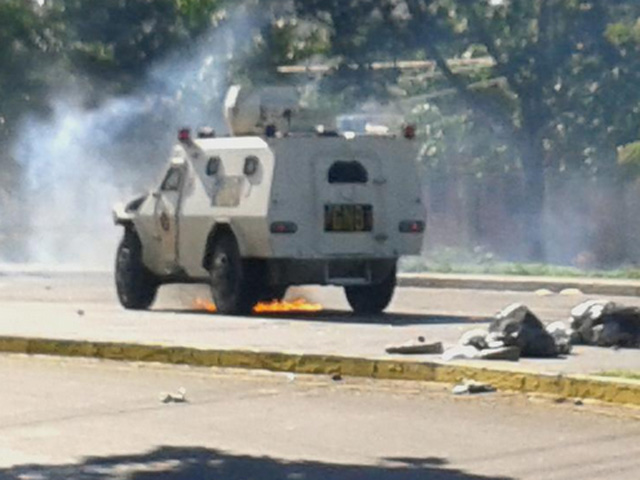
xmin=8 ymin=10 xmax=254 ymax=268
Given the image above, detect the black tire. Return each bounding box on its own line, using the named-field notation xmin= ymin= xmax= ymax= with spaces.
xmin=115 ymin=231 xmax=158 ymax=310
xmin=345 ymin=269 xmax=396 ymax=315
xmin=209 ymin=234 xmax=260 ymax=315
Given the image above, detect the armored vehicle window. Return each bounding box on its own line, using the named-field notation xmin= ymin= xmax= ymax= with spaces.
xmin=206 ymin=156 xmax=221 ymax=176
xmin=160 ymin=168 xmax=183 ymax=192
xmin=328 ymin=161 xmax=368 ymax=184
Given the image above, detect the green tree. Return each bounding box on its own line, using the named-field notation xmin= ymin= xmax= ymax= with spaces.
xmin=294 ymin=0 xmax=640 ymax=261
xmin=0 ymin=0 xmax=56 ymax=145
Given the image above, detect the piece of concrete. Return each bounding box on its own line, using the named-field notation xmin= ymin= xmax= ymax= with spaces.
xmin=442 ymin=345 xmax=480 ymax=361
xmin=160 ymin=387 xmax=187 ymax=404
xmin=452 ymin=380 xmax=496 ymax=395
xmin=546 ymin=321 xmax=572 ymax=355
xmin=386 ymin=340 xmax=443 ymax=355
xmin=490 ymin=303 xmax=558 ymax=358
xmin=459 ymin=328 xmax=489 ymax=350
xmin=477 ymin=346 xmax=521 ymax=361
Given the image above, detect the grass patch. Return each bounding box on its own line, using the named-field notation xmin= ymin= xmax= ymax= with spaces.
xmin=399 ymin=249 xmax=640 ymax=279
xmin=598 ymin=371 xmax=640 ymax=381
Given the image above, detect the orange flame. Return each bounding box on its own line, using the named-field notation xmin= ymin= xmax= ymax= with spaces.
xmin=192 ymin=297 xmax=322 ymax=314
xmin=253 ymin=298 xmax=323 ymax=313
xmin=193 ymin=298 xmax=217 ymax=312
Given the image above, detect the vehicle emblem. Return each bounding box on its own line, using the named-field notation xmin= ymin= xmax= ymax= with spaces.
xmin=160 ymin=211 xmax=171 ymax=232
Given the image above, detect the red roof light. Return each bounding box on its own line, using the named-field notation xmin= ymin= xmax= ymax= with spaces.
xmin=403 ymin=125 xmax=416 ymax=140
xmin=178 ymin=128 xmax=191 ymax=142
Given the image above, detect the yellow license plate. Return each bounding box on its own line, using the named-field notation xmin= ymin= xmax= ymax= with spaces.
xmin=324 ymin=204 xmax=373 ymax=232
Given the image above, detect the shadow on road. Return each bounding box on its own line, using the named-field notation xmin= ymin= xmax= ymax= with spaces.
xmin=157 ymin=308 xmax=490 ymax=326
xmin=1 ymin=446 xmax=514 ymax=480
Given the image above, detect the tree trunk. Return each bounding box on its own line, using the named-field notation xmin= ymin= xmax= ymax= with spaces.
xmin=518 ymin=132 xmax=546 ymax=262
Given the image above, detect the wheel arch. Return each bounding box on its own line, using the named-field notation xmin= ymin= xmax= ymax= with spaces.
xmin=202 ymin=223 xmax=246 ymax=271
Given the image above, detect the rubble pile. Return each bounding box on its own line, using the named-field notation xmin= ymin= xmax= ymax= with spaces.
xmin=386 ymin=299 xmax=640 ymax=362
xmin=442 ymin=304 xmax=571 ymax=361
xmin=570 ymin=300 xmax=640 ymax=348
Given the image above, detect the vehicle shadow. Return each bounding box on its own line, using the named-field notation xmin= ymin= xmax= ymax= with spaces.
xmin=155 ymin=308 xmax=490 ymax=326
xmin=1 ymin=446 xmax=514 ymax=480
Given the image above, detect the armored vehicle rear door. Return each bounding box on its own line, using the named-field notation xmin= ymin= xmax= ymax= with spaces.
xmin=313 ymin=153 xmax=388 ymax=255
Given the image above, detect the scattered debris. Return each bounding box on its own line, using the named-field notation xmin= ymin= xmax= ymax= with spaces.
xmin=395 ymin=297 xmax=640 ymax=365
xmin=459 ymin=329 xmax=489 ymax=350
xmin=442 ymin=345 xmax=480 ymax=361
xmin=489 ymin=304 xmax=559 ymax=357
xmin=441 ymin=304 xmax=572 ymax=361
xmin=477 ymin=346 xmax=521 ymax=361
xmin=385 ymin=338 xmax=444 ymax=355
xmin=570 ymin=300 xmax=640 ymax=348
xmin=546 ymin=321 xmax=572 ymax=355
xmin=452 ymin=380 xmax=496 ymax=395
xmin=160 ymin=387 xmax=187 ymax=404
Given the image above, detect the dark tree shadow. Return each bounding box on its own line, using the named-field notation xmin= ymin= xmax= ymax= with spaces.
xmin=0 ymin=446 xmax=514 ymax=480
xmin=156 ymin=308 xmax=490 ymax=326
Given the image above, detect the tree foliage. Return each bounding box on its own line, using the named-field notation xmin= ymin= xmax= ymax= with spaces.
xmin=3 ymin=0 xmax=640 ymax=262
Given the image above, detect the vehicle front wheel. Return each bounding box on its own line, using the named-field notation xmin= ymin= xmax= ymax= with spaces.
xmin=345 ymin=270 xmax=396 ymax=315
xmin=115 ymin=231 xmax=159 ymax=310
xmin=209 ymin=234 xmax=260 ymax=315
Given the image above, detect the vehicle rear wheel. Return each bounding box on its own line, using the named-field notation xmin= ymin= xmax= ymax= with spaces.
xmin=115 ymin=231 xmax=159 ymax=310
xmin=345 ymin=269 xmax=396 ymax=315
xmin=209 ymin=234 xmax=260 ymax=315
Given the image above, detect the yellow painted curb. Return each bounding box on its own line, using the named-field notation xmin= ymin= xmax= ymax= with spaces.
xmin=0 ymin=336 xmax=639 ymax=406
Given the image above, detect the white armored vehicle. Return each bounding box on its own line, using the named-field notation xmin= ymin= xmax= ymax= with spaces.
xmin=113 ymin=86 xmax=425 ymax=315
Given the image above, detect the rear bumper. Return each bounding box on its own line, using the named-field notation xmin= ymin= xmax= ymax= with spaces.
xmin=265 ymin=258 xmax=396 ymax=287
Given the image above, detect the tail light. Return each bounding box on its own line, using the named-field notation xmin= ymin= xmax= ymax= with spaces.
xmin=270 ymin=222 xmax=298 ymax=234
xmin=399 ymin=220 xmax=425 ymax=233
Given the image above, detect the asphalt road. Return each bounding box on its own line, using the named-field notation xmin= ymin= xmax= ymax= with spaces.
xmin=3 ymin=270 xmax=640 ymax=318
xmin=0 ymin=354 xmax=638 ymax=480
xmin=0 ymin=271 xmax=639 ymax=375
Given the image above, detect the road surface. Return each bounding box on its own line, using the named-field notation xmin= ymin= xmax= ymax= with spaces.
xmin=0 ymin=271 xmax=638 ymax=376
xmin=0 ymin=354 xmax=637 ymax=480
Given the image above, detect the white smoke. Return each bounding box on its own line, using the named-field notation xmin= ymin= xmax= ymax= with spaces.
xmin=9 ymin=10 xmax=254 ymax=267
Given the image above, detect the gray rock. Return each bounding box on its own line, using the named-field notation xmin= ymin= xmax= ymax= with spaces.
xmin=599 ymin=306 xmax=640 ymax=348
xmin=569 ymin=300 xmax=614 ymax=344
xmin=546 ymin=321 xmax=572 ymax=355
xmin=477 ymin=346 xmax=521 ymax=361
xmin=489 ymin=303 xmax=558 ymax=357
xmin=570 ymin=300 xmax=640 ymax=348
